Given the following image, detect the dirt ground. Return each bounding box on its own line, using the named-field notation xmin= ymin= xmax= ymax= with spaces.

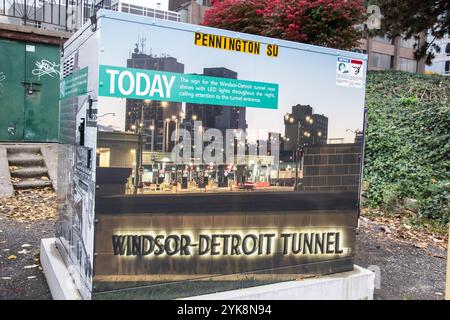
xmin=0 ymin=214 xmax=54 ymax=299
xmin=0 ymin=189 xmax=447 ymax=300
xmin=355 ymin=217 xmax=447 ymax=300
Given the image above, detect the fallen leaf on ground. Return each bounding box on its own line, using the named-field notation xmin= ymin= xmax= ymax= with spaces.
xmin=0 ymin=188 xmax=56 ymax=222
xmin=6 ymin=255 xmax=17 ymax=260
xmin=360 ymin=208 xmax=448 ymax=250
xmin=414 ymin=243 xmax=428 ymax=249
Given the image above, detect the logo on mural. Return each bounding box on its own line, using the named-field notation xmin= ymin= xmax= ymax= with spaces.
xmin=0 ymin=72 xmax=5 ymax=96
xmin=32 ymin=59 xmax=60 ymax=79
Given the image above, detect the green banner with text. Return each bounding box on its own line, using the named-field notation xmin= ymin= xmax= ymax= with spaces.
xmin=98 ymin=65 xmax=278 ymax=109
xmin=60 ymin=67 xmax=88 ymax=100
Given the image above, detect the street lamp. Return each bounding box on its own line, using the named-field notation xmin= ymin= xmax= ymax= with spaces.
xmin=284 ymin=113 xmax=306 ymax=191
xmin=149 ymin=122 xmax=155 ymax=152
xmin=164 ymin=118 xmax=170 ymax=152
xmin=97 ymin=112 xmax=116 ymax=119
xmin=134 ymin=102 xmax=146 ymax=193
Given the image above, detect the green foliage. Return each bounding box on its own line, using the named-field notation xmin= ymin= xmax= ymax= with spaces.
xmin=364 ymin=71 xmax=450 ymax=224
xmin=203 ymin=0 xmax=365 ymax=50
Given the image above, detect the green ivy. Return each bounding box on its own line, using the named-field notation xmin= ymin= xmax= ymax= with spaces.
xmin=363 ymin=71 xmax=450 ymax=224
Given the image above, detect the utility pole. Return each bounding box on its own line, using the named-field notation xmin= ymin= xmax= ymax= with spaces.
xmin=134 ymin=103 xmax=145 ymax=194
xmin=294 ymin=121 xmax=302 ymax=190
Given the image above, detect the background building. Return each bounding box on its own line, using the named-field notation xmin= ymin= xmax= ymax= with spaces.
xmin=358 ymin=35 xmax=426 ymax=73
xmin=111 ymin=0 xmax=180 ymax=22
xmin=425 ymin=34 xmax=450 ymax=76
xmin=169 ymin=0 xmax=211 ymax=24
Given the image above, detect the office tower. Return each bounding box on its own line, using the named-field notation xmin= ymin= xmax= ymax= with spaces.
xmin=283 ymin=104 xmax=313 ymax=151
xmin=283 ymin=104 xmax=328 ymax=151
xmin=125 ymin=50 xmax=184 ymax=151
xmin=312 ymin=114 xmax=328 ymax=145
xmin=185 ymin=67 xmax=247 ymax=132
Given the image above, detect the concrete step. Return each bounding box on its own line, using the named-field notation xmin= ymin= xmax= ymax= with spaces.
xmin=12 ymin=178 xmax=52 ymax=189
xmin=10 ymin=167 xmax=48 ymax=178
xmin=8 ymin=154 xmax=45 ymax=166
xmin=7 ymin=146 xmax=42 ymax=155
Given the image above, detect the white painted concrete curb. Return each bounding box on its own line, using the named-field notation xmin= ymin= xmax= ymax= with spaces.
xmin=40 ymin=238 xmax=82 ymax=300
xmin=184 ymin=266 xmax=375 ymax=300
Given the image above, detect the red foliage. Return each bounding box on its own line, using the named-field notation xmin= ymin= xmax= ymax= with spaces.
xmin=203 ymin=0 xmax=365 ymax=50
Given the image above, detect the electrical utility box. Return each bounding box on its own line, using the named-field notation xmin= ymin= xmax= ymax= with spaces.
xmin=57 ymin=9 xmax=367 ymax=300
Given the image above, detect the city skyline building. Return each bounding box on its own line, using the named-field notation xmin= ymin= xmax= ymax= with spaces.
xmin=125 ymin=48 xmax=185 ymax=152
xmin=283 ymin=104 xmax=329 ymax=151
xmin=312 ymin=113 xmax=328 ymax=145
xmin=185 ymin=67 xmax=247 ymax=133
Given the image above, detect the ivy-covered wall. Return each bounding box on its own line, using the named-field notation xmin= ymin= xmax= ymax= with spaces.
xmin=363 ymin=71 xmax=450 ymax=224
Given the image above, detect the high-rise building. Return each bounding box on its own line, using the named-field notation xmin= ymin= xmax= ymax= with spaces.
xmin=283 ymin=104 xmax=328 ymax=151
xmin=283 ymin=104 xmax=313 ymax=151
xmin=125 ymin=50 xmax=185 ymax=152
xmin=311 ymin=114 xmax=328 ymax=145
xmin=185 ymin=67 xmax=247 ymax=132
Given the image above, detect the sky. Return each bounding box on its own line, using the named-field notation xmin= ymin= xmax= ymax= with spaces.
xmin=96 ymin=14 xmax=366 ymax=143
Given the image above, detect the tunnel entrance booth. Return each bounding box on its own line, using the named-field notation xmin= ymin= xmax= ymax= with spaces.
xmin=56 ymin=9 xmax=367 ymax=300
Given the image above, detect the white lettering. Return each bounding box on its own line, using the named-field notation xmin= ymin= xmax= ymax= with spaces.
xmin=150 ymin=75 xmax=164 ymax=98
xmin=136 ymin=72 xmax=151 ymax=96
xmin=162 ymin=75 xmax=175 ymax=98
xmin=106 ymin=69 xmax=120 ymax=94
xmin=118 ymin=71 xmax=135 ymax=95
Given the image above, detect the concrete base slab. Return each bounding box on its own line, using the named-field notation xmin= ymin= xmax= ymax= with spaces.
xmin=184 ymin=266 xmax=375 ymax=300
xmin=40 ymin=238 xmax=82 ymax=300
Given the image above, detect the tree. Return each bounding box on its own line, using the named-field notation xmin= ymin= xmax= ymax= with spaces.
xmin=203 ymin=0 xmax=366 ymax=50
xmin=373 ymin=0 xmax=450 ymax=63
